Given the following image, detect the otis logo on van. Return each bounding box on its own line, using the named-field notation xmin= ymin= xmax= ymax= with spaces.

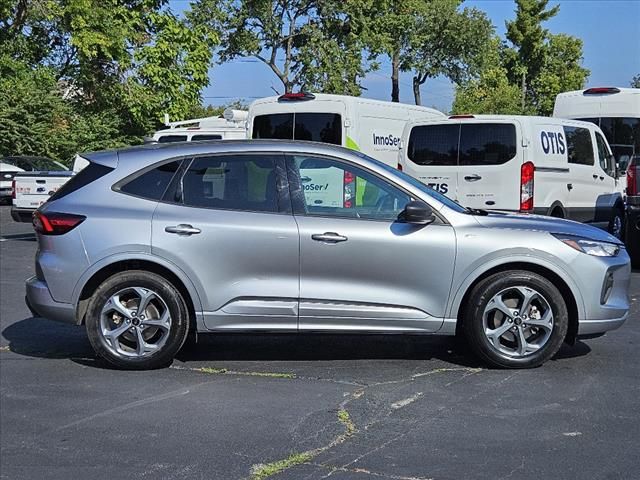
xmin=373 ymin=133 xmax=401 ymax=147
xmin=540 ymin=131 xmax=566 ymax=155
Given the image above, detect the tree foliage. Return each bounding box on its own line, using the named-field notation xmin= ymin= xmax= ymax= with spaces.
xmin=631 ymin=74 xmax=640 ymax=89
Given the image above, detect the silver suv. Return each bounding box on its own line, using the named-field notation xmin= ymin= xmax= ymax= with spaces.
xmin=26 ymin=141 xmax=631 ymax=369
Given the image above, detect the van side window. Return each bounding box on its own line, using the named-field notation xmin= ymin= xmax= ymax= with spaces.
xmin=459 ymin=124 xmax=517 ymax=165
xmin=157 ymin=135 xmax=188 ymax=143
xmin=407 ymin=125 xmax=459 ymax=166
xmin=563 ymin=126 xmax=594 ymax=166
xmin=595 ymin=132 xmax=615 ymax=177
xmin=180 ymin=155 xmax=280 ymax=213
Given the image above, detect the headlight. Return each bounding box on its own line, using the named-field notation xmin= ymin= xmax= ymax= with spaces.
xmin=552 ymin=234 xmax=621 ymax=257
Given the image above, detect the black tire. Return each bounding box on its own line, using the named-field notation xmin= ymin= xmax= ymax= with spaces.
xmin=85 ymin=270 xmax=190 ymax=370
xmin=608 ymin=207 xmax=624 ymax=240
xmin=463 ymin=270 xmax=568 ymax=369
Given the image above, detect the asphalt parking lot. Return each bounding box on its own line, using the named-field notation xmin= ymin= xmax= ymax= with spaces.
xmin=1 ymin=204 xmax=639 ymax=480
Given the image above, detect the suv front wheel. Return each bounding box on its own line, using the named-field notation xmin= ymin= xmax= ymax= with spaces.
xmin=85 ymin=270 xmax=190 ymax=370
xmin=464 ymin=270 xmax=568 ymax=368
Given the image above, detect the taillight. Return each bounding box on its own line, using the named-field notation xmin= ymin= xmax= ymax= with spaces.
xmin=343 ymin=171 xmax=355 ymax=208
xmin=628 ymin=161 xmax=638 ymax=196
xmin=11 ymin=179 xmax=16 ymax=199
xmin=33 ymin=211 xmax=85 ymax=235
xmin=520 ymin=161 xmax=535 ymax=212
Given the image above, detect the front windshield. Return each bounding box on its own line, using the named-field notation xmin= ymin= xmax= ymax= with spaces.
xmin=352 ymin=151 xmax=468 ymax=213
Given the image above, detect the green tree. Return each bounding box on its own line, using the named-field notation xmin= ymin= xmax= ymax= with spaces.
xmin=503 ymin=0 xmax=588 ymax=112
xmin=401 ymin=0 xmax=494 ymax=105
xmin=451 ymin=37 xmax=524 ymax=115
xmin=631 ymin=74 xmax=640 ymax=88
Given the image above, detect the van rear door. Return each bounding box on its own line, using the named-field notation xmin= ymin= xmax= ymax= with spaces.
xmin=455 ymin=121 xmax=522 ymax=210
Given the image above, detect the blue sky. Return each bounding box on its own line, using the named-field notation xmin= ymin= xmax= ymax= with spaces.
xmin=171 ymin=0 xmax=640 ymax=113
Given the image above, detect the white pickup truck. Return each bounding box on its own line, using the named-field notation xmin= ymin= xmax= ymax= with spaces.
xmin=9 ymin=156 xmax=75 ymax=222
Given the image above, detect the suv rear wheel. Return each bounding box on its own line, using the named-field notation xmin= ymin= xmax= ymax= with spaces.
xmin=464 ymin=270 xmax=568 ymax=368
xmin=85 ymin=270 xmax=189 ymax=370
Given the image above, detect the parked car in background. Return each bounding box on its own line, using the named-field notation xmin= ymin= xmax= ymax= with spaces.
xmin=553 ymin=87 xmax=640 ymax=196
xmin=1 ymin=156 xmax=67 ymax=206
xmin=625 ymin=157 xmax=640 ymax=268
xmin=25 ymin=140 xmax=629 ymax=370
xmin=398 ymin=115 xmax=626 ymax=238
xmin=151 ymin=108 xmax=248 ymax=143
xmin=10 ymin=156 xmax=75 ymax=222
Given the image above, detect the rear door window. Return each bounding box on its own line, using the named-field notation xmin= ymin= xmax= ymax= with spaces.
xmin=459 ymin=124 xmax=517 ymax=165
xmin=180 ymin=155 xmax=280 ymax=213
xmin=564 ymin=126 xmax=594 ymax=166
xmin=407 ymin=125 xmax=459 ymax=166
xmin=294 ymin=113 xmax=341 ymax=144
xmin=252 ymin=113 xmax=342 ymax=145
xmin=253 ymin=114 xmax=294 ymax=139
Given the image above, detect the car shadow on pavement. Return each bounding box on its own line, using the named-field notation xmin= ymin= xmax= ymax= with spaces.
xmin=2 ymin=316 xmax=592 ymax=370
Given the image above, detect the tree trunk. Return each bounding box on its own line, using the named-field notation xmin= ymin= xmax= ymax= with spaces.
xmin=413 ymin=76 xmax=422 ymax=105
xmin=520 ymin=72 xmax=526 ymax=111
xmin=391 ymin=50 xmax=400 ymax=102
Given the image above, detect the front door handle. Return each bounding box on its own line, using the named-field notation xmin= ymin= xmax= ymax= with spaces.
xmin=165 ymin=224 xmax=201 ymax=236
xmin=567 ymin=183 xmax=573 ymax=191
xmin=311 ymin=232 xmax=348 ymax=243
xmin=464 ymin=174 xmax=482 ymax=182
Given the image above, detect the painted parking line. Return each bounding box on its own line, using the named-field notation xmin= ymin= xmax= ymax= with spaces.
xmin=0 ymin=232 xmax=36 ymax=242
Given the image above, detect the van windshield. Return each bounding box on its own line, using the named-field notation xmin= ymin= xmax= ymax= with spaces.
xmin=352 ymin=151 xmax=468 ymax=214
xmin=577 ymin=117 xmax=640 ymax=171
xmin=253 ymin=113 xmax=342 ymax=145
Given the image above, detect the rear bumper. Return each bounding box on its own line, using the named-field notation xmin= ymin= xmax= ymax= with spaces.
xmin=11 ymin=207 xmax=34 ymax=223
xmin=25 ymin=276 xmax=77 ymax=324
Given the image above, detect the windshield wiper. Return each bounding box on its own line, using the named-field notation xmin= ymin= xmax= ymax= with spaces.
xmin=465 ymin=207 xmax=489 ymax=216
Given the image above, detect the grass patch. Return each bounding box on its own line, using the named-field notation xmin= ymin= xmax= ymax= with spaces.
xmin=250 ymin=451 xmax=313 ymax=479
xmin=337 ymin=409 xmax=356 ymax=436
xmin=187 ymin=366 xmax=295 ymax=378
xmin=194 ymin=367 xmax=228 ymax=375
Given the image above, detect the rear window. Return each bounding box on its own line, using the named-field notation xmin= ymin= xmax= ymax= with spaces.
xmin=48 ymin=163 xmax=113 ymax=201
xmin=158 ymin=135 xmax=188 ymax=143
xmin=459 ymin=124 xmax=516 ymax=165
xmin=191 ymin=134 xmax=223 ymax=141
xmin=564 ymin=126 xmax=594 ymax=165
xmin=407 ymin=124 xmax=459 ymax=166
xmin=119 ymin=160 xmax=182 ymax=200
xmin=252 ymin=113 xmax=342 ymax=145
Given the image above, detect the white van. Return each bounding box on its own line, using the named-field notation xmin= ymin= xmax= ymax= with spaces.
xmin=248 ymin=93 xmax=444 ymax=208
xmin=152 ymin=109 xmax=248 ymax=143
xmin=554 ymin=87 xmax=640 ymax=190
xmin=398 ymin=115 xmax=625 ymax=237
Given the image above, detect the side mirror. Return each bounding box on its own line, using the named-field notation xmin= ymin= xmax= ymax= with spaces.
xmin=400 ymin=200 xmax=436 ymax=225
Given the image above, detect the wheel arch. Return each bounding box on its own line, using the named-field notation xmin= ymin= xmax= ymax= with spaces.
xmin=547 ymin=201 xmax=566 ymax=218
xmin=73 ymin=255 xmax=203 ymax=332
xmin=451 ymin=260 xmax=582 ymax=345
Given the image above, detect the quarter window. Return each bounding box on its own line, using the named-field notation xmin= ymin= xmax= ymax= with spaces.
xmin=288 ymin=155 xmax=411 ymax=221
xmin=119 ymin=160 xmax=182 ymax=200
xmin=563 ymin=126 xmax=594 ymax=166
xmin=181 ymin=155 xmax=280 ymax=213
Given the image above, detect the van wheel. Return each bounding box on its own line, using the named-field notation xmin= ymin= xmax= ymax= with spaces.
xmin=85 ymin=270 xmax=190 ymax=370
xmin=608 ymin=208 xmax=624 ymax=239
xmin=463 ymin=270 xmax=568 ymax=369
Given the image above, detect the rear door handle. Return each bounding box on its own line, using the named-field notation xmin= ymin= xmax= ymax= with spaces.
xmin=311 ymin=232 xmax=348 ymax=243
xmin=464 ymin=174 xmax=482 ymax=182
xmin=593 ymin=174 xmax=599 ymax=179
xmin=165 ymin=224 xmax=201 ymax=236
xmin=567 ymin=183 xmax=573 ymax=191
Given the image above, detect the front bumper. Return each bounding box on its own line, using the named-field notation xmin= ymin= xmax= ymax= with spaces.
xmin=25 ymin=276 xmax=77 ymax=324
xmin=11 ymin=207 xmax=34 ymax=223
